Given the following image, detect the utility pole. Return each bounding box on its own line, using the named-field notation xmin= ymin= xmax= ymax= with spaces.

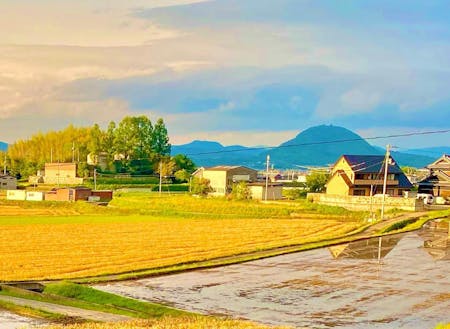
xmin=3 ymin=153 xmax=6 ymax=175
xmin=159 ymin=161 xmax=163 ymax=195
xmin=94 ymin=168 xmax=97 ymax=191
xmin=380 ymin=144 xmax=391 ymax=221
xmin=265 ymin=154 xmax=270 ymax=201
xmin=72 ymin=141 xmax=75 ymax=163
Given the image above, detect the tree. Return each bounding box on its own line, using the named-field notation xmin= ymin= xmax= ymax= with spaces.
xmin=174 ymin=169 xmax=191 ymax=183
xmin=114 ymin=116 xmax=153 ymax=161
xmin=190 ymin=177 xmax=212 ymax=196
xmin=306 ymin=170 xmax=329 ymax=193
xmin=231 ymin=181 xmax=252 ymax=200
xmin=155 ymin=156 xmax=176 ymax=179
xmin=152 ymin=118 xmax=171 ymax=155
xmin=172 ymin=154 xmax=196 ymax=173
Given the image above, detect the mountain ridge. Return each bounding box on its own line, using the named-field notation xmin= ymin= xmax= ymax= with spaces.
xmin=171 ymin=125 xmax=436 ymax=169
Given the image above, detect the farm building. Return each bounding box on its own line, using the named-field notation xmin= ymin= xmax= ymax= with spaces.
xmin=29 ymin=163 xmax=84 ymax=185
xmin=44 ymin=187 xmax=113 ymax=202
xmin=248 ymin=183 xmax=283 ymax=200
xmin=193 ymin=165 xmax=258 ymax=196
xmin=0 ymin=174 xmax=17 ymax=190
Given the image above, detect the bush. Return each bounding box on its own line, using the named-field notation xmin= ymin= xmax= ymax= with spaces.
xmin=283 ymin=188 xmax=307 ymax=200
xmin=230 ymin=182 xmax=251 ymax=200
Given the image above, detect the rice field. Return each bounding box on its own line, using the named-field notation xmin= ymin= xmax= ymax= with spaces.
xmin=0 ymin=192 xmax=364 ymax=281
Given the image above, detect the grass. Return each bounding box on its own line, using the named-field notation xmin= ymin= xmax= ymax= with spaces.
xmin=44 ymin=282 xmax=186 ymax=318
xmin=41 ymin=316 xmax=292 ymax=329
xmin=0 ymin=192 xmax=366 ymax=281
xmin=0 ymin=282 xmax=185 ymax=320
xmin=380 ymin=209 xmax=450 ymax=234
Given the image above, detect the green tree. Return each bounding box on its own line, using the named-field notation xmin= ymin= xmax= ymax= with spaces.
xmin=114 ymin=116 xmax=153 ymax=161
xmin=306 ymin=170 xmax=329 ymax=192
xmin=152 ymin=118 xmax=171 ymax=155
xmin=172 ymin=154 xmax=196 ymax=173
xmin=190 ymin=177 xmax=212 ymax=196
xmin=231 ymin=181 xmax=252 ymax=200
xmin=174 ymin=169 xmax=191 ymax=183
xmin=155 ymin=156 xmax=176 ymax=179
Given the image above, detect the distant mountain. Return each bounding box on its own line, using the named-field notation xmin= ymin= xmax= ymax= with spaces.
xmin=171 ymin=140 xmax=261 ymax=167
xmin=0 ymin=141 xmax=7 ymax=151
xmin=171 ymin=125 xmax=437 ymax=169
xmin=402 ymin=147 xmax=450 ymax=159
xmin=267 ymin=125 xmax=382 ymax=168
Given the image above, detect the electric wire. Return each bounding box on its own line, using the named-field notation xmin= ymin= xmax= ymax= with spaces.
xmin=185 ymin=129 xmax=450 ymax=156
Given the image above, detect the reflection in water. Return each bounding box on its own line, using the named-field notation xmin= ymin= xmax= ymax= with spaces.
xmin=96 ymin=220 xmax=450 ymax=329
xmin=418 ymin=220 xmax=450 ymax=261
xmin=328 ymin=236 xmax=401 ymax=260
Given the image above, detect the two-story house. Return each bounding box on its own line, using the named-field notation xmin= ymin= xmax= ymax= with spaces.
xmin=418 ymin=154 xmax=450 ymax=197
xmin=326 ymin=155 xmax=412 ymax=197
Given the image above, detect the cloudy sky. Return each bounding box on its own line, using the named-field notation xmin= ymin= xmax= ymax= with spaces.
xmin=1 ymin=0 xmax=449 ymax=149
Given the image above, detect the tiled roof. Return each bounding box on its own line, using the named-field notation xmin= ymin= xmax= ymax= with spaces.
xmin=342 ymin=155 xmax=403 ymax=174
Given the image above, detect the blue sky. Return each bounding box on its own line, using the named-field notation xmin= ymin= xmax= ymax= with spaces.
xmin=0 ymin=0 xmax=449 ymax=149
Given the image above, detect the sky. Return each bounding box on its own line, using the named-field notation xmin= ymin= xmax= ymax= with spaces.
xmin=0 ymin=0 xmax=449 ymax=150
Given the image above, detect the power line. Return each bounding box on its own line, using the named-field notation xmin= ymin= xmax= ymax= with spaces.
xmin=186 ymin=129 xmax=450 ymax=156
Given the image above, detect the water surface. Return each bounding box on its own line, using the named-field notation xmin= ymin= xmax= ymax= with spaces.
xmin=97 ymin=220 xmax=450 ymax=328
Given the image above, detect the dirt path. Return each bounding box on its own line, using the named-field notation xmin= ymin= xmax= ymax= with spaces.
xmin=0 ymin=295 xmax=131 ymax=322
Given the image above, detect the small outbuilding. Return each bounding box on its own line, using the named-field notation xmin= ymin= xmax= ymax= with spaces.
xmin=0 ymin=174 xmax=17 ymax=190
xmin=248 ymin=183 xmax=283 ymax=200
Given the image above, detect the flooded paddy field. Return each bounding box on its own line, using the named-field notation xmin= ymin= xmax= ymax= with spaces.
xmin=0 ymin=311 xmax=46 ymax=329
xmin=97 ymin=220 xmax=450 ymax=329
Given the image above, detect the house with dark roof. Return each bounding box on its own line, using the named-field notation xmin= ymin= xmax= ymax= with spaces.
xmin=326 ymin=155 xmax=412 ymax=197
xmin=193 ymin=165 xmax=258 ymax=196
xmin=418 ymin=154 xmax=450 ymax=198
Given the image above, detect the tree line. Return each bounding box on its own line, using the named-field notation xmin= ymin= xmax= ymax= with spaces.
xmin=1 ymin=115 xmax=196 ymax=180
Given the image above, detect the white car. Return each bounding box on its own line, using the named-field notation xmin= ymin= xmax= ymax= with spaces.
xmin=416 ymin=193 xmax=434 ymax=205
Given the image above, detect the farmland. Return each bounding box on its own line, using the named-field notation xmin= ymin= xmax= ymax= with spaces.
xmin=0 ymin=192 xmax=365 ymax=281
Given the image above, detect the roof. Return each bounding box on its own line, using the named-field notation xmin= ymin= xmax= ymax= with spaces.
xmin=0 ymin=174 xmax=16 ymax=179
xmin=341 ymin=155 xmax=404 ymax=174
xmin=204 ymin=165 xmax=256 ymax=172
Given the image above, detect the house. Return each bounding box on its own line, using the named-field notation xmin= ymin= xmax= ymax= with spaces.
xmin=29 ymin=163 xmax=84 ymax=185
xmin=418 ymin=154 xmax=450 ymax=198
xmin=193 ymin=166 xmax=258 ymax=196
xmin=0 ymin=174 xmax=17 ymax=190
xmin=326 ymin=155 xmax=412 ymax=197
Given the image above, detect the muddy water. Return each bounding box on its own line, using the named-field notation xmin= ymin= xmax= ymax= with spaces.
xmin=97 ymin=220 xmax=450 ymax=329
xmin=0 ymin=311 xmax=45 ymax=329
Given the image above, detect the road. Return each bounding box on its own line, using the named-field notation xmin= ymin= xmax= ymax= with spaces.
xmin=0 ymin=295 xmax=132 ymax=322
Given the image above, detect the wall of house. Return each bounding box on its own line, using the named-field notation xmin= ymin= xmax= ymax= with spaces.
xmin=249 ymin=185 xmax=283 ymax=200
xmin=26 ymin=191 xmax=44 ymax=201
xmin=0 ymin=176 xmax=17 ymax=190
xmin=326 ymin=175 xmax=351 ymax=196
xmin=6 ymin=190 xmax=26 ymax=200
xmin=307 ymin=193 xmax=423 ymax=212
xmin=202 ymin=171 xmax=227 ymax=195
xmin=331 ymin=157 xmax=354 ymax=178
xmin=45 ymin=163 xmax=77 ymax=178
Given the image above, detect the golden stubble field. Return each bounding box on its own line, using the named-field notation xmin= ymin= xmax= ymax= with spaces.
xmin=0 ymin=193 xmax=363 ymax=281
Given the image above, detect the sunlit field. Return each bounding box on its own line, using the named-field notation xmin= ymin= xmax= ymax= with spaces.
xmin=0 ymin=192 xmax=364 ymax=281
